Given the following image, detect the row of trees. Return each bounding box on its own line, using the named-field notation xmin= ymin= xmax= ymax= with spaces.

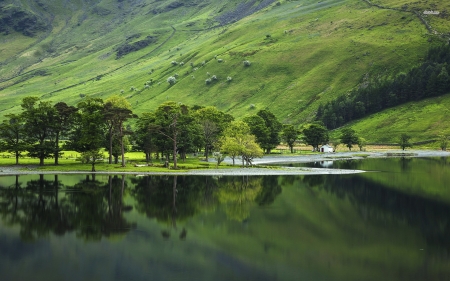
xmin=316 ymin=44 xmax=450 ymax=129
xmin=0 ymin=96 xmax=304 ymax=169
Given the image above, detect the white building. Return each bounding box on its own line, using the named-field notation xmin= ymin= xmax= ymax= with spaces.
xmin=320 ymin=144 xmax=334 ymax=153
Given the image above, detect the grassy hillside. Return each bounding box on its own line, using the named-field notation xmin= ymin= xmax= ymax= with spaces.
xmin=0 ymin=0 xmax=449 ymax=133
xmin=331 ymin=92 xmax=450 ymax=144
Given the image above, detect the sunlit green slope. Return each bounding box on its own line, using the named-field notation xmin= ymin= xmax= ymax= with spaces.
xmin=0 ymin=0 xmax=448 ymax=127
xmin=333 ymin=92 xmax=450 ymax=143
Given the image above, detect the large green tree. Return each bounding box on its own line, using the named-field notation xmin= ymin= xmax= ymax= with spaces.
xmin=340 ymin=128 xmax=359 ymax=151
xmin=133 ymin=112 xmax=158 ymax=163
xmin=67 ymin=98 xmax=106 ymax=172
xmin=221 ymin=120 xmax=263 ymax=167
xmin=244 ymin=110 xmax=282 ymax=154
xmin=53 ymin=102 xmax=77 ymax=165
xmin=193 ymin=106 xmax=234 ymax=161
xmin=21 ymin=97 xmax=57 ymax=166
xmin=153 ymin=101 xmax=192 ymax=169
xmin=103 ymin=95 xmax=133 ymax=165
xmin=281 ymin=124 xmax=299 ymax=153
xmin=0 ymin=114 xmax=26 ymax=165
xmin=302 ymin=123 xmax=329 ymax=151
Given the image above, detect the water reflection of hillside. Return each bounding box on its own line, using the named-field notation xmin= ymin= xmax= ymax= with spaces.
xmin=302 ymin=174 xmax=450 ymax=256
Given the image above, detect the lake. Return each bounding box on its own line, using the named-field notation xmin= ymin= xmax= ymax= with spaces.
xmin=0 ymin=157 xmax=449 ymax=281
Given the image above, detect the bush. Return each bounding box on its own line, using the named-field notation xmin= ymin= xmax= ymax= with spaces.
xmin=171 ymin=61 xmax=178 ymax=66
xmin=167 ymin=76 xmax=177 ymax=85
xmin=227 ymin=76 xmax=232 ymax=82
xmin=217 ymin=59 xmax=223 ymax=63
xmin=201 ymin=61 xmax=206 ymax=66
xmin=179 ymin=62 xmax=184 ymax=66
xmin=205 ymin=78 xmax=212 ymax=85
xmin=211 ymin=75 xmax=217 ymax=80
xmin=243 ymin=60 xmax=251 ymax=66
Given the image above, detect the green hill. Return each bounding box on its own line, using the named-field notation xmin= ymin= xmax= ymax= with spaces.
xmin=1 ymin=0 xmax=449 ymax=138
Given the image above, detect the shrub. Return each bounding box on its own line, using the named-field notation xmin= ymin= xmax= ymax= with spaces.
xmin=211 ymin=75 xmax=217 ymax=80
xmin=167 ymin=76 xmax=177 ymax=85
xmin=120 ymin=90 xmax=124 ymax=94
xmin=227 ymin=76 xmax=232 ymax=82
xmin=130 ymin=86 xmax=137 ymax=91
xmin=171 ymin=61 xmax=178 ymax=66
xmin=217 ymin=59 xmax=223 ymax=63
xmin=174 ymin=73 xmax=179 ymax=78
xmin=201 ymin=61 xmax=206 ymax=66
xmin=179 ymin=62 xmax=184 ymax=66
xmin=190 ymin=62 xmax=194 ymax=67
xmin=205 ymin=78 xmax=212 ymax=85
xmin=243 ymin=60 xmax=251 ymax=66
xmin=206 ymin=72 xmax=210 ymax=76
xmin=249 ymin=104 xmax=255 ymax=109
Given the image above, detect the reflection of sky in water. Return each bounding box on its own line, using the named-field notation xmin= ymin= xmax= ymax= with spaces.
xmin=0 ymin=160 xmax=449 ymax=281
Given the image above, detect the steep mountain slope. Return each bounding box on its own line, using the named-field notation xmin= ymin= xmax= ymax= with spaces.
xmin=0 ymin=0 xmax=448 ymax=129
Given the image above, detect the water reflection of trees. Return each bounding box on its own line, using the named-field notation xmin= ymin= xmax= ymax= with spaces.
xmin=0 ymin=174 xmax=284 ymax=241
xmin=0 ymin=174 xmax=135 ymax=241
xmin=303 ymin=174 xmax=450 ymax=256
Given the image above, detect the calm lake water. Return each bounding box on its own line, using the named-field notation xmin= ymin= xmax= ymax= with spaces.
xmin=0 ymin=157 xmax=449 ymax=281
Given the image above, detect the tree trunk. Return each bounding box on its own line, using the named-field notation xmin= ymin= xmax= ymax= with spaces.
xmin=108 ymin=127 xmax=113 ymax=164
xmin=39 ymin=156 xmax=44 ymax=166
xmin=91 ymin=162 xmax=95 ymax=172
xmin=114 ymin=156 xmax=119 ymax=164
xmin=173 ymin=133 xmax=177 ymax=169
xmin=15 ymin=151 xmax=19 ymax=165
xmin=290 ymin=146 xmax=294 ymax=153
xmin=120 ymin=125 xmax=126 ymax=167
xmin=205 ymin=145 xmax=209 ymax=161
xmin=55 ymin=132 xmax=60 ymax=165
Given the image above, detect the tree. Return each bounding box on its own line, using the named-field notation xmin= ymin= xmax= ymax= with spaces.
xmin=193 ymin=106 xmax=234 ymax=161
xmin=153 ymin=101 xmax=190 ymax=169
xmin=357 ymin=137 xmax=367 ymax=151
xmin=302 ymin=123 xmax=329 ymax=151
xmin=103 ymin=95 xmax=133 ymax=165
xmin=21 ymin=97 xmax=57 ymax=166
xmin=399 ymin=134 xmax=412 ymax=150
xmin=133 ymin=112 xmax=158 ymax=163
xmin=438 ymin=133 xmax=448 ymax=151
xmin=340 ymin=128 xmax=359 ymax=151
xmin=281 ymin=124 xmax=299 ymax=153
xmin=0 ymin=114 xmax=26 ymax=165
xmin=244 ymin=115 xmax=269 ymax=151
xmin=53 ymin=102 xmax=77 ymax=165
xmin=256 ymin=109 xmax=282 ymax=154
xmin=67 ymin=98 xmax=106 ymax=172
xmin=221 ymin=121 xmax=263 ymax=167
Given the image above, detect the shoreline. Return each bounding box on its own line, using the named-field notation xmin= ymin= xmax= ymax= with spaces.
xmin=0 ymin=149 xmax=448 ymax=176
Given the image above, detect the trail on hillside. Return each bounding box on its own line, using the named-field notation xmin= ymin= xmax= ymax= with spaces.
xmin=360 ymin=0 xmax=448 ymax=40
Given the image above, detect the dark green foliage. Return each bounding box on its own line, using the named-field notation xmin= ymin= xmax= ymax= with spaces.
xmin=399 ymin=134 xmax=412 ymax=151
xmin=21 ymin=97 xmax=57 ymax=166
xmin=340 ymin=128 xmax=359 ymax=151
xmin=281 ymin=124 xmax=299 ymax=153
xmin=0 ymin=114 xmax=26 ymax=164
xmin=302 ymin=123 xmax=328 ymax=151
xmin=0 ymin=4 xmax=48 ymax=36
xmin=67 ymin=98 xmax=106 ymax=171
xmin=317 ymin=44 xmax=450 ymax=129
xmin=244 ymin=109 xmax=282 ymax=154
xmin=115 ymin=36 xmax=157 ymax=59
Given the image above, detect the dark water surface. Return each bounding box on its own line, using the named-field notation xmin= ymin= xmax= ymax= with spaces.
xmin=0 ymin=157 xmax=449 ymax=281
